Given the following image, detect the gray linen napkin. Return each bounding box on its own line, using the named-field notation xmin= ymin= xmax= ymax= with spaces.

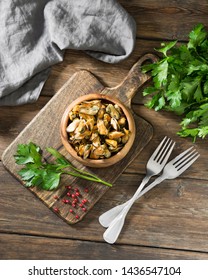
xmin=0 ymin=0 xmax=136 ymax=106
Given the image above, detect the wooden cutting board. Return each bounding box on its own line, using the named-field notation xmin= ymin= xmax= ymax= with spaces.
xmin=2 ymin=54 xmax=157 ymax=224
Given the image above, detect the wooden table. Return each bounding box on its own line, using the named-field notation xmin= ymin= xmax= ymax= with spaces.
xmin=1 ymin=0 xmax=208 ymax=260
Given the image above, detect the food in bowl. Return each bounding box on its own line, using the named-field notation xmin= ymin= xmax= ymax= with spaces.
xmin=65 ymin=99 xmax=131 ymax=160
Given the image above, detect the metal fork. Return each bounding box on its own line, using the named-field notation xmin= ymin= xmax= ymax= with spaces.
xmin=99 ymin=136 xmax=175 ymax=228
xmin=103 ymin=146 xmax=200 ymax=244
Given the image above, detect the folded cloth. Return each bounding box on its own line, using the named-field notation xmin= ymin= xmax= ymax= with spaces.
xmin=0 ymin=0 xmax=136 ymax=106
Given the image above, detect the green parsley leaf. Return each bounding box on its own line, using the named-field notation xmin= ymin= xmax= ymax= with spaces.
xmin=142 ymin=24 xmax=208 ymax=140
xmin=143 ymin=86 xmax=156 ymax=96
xmin=198 ymin=126 xmax=208 ymax=138
xmin=14 ymin=142 xmax=112 ymax=190
xmin=166 ymin=90 xmax=182 ymax=109
xmin=155 ymin=40 xmax=177 ymax=57
xmin=14 ymin=142 xmax=42 ymax=165
xmin=152 ymin=59 xmax=169 ymax=88
xmin=203 ymin=80 xmax=208 ymax=94
xmin=46 ymin=147 xmax=71 ymax=167
xmin=177 ymin=128 xmax=199 ymax=142
xmin=188 ymin=23 xmax=207 ymax=50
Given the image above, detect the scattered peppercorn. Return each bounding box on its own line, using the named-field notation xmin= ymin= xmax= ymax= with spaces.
xmin=53 ymin=186 xmax=90 ymax=220
xmin=53 ymin=207 xmax=59 ymax=213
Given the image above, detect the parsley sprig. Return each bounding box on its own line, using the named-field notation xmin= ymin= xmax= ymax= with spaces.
xmin=14 ymin=142 xmax=112 ymax=190
xmin=142 ymin=23 xmax=208 ymax=141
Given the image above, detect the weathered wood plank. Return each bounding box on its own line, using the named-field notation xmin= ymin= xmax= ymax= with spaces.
xmin=0 ymin=96 xmax=49 ymax=158
xmin=125 ymin=105 xmax=208 ymax=181
xmin=41 ymin=0 xmax=208 ymax=98
xmin=1 ymin=233 xmax=207 ymax=260
xmin=42 ymin=39 xmax=161 ymax=97
xmin=1 ymin=99 xmax=207 ymax=181
xmin=0 ymin=38 xmax=159 ymax=157
xmin=1 ymin=162 xmax=208 ymax=252
xmin=1 ymin=66 xmax=153 ymax=224
xmin=119 ymin=0 xmax=208 ymax=40
xmin=1 ymin=0 xmax=208 ymax=260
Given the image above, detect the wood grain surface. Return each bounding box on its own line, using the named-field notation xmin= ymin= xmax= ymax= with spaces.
xmin=1 ymin=0 xmax=208 ymax=260
xmin=2 ymin=55 xmax=157 ymax=224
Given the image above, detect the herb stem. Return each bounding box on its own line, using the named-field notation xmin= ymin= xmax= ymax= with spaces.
xmin=46 ymin=147 xmax=112 ymax=186
xmin=183 ymin=97 xmax=208 ymax=111
xmin=66 ymin=165 xmax=102 ymax=180
xmin=63 ymin=171 xmax=112 ymax=187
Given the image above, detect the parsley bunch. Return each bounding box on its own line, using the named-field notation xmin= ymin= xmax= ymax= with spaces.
xmin=142 ymin=23 xmax=208 ymax=141
xmin=14 ymin=142 xmax=112 ymax=190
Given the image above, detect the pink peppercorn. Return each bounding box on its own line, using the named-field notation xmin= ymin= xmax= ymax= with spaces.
xmin=75 ymin=215 xmax=79 ymax=219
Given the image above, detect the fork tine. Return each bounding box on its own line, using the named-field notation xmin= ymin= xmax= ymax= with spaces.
xmin=155 ymin=138 xmax=172 ymax=162
xmin=156 ymin=138 xmax=172 ymax=162
xmin=176 ymin=153 xmax=200 ymax=175
xmin=151 ymin=136 xmax=167 ymax=160
xmin=174 ymin=149 xmax=197 ymax=168
xmin=171 ymin=146 xmax=194 ymax=164
xmin=152 ymin=136 xmax=169 ymax=161
xmin=159 ymin=141 xmax=175 ymax=164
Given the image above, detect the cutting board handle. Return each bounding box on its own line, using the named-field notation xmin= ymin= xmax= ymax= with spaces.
xmin=106 ymin=53 xmax=158 ymax=108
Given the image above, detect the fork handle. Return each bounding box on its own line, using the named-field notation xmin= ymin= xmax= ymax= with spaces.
xmin=99 ymin=175 xmax=151 ymax=228
xmin=129 ymin=174 xmax=151 ymax=203
xmin=103 ymin=175 xmax=166 ymax=244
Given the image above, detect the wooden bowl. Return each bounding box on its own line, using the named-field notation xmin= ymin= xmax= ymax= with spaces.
xmin=60 ymin=93 xmax=136 ymax=168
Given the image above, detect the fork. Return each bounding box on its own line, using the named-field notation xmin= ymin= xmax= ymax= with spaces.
xmin=99 ymin=136 xmax=175 ymax=228
xmin=103 ymin=146 xmax=200 ymax=244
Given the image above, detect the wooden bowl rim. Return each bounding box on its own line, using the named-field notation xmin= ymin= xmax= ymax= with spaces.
xmin=60 ymin=93 xmax=136 ymax=168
